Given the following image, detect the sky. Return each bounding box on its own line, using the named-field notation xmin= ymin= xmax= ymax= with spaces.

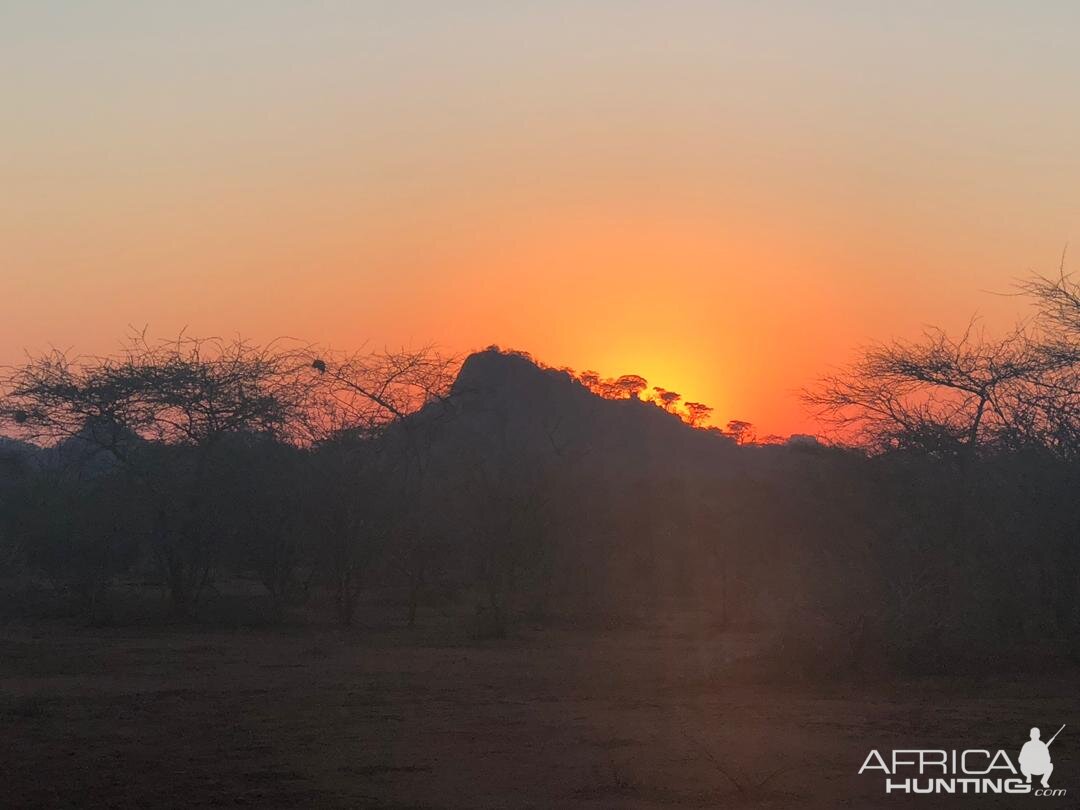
xmin=3 ymin=1 xmax=1080 ymax=434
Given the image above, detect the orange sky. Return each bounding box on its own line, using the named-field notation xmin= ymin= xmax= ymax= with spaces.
xmin=4 ymin=3 xmax=1079 ymax=434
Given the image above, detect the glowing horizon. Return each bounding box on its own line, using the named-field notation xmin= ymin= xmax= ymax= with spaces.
xmin=4 ymin=2 xmax=1078 ymax=435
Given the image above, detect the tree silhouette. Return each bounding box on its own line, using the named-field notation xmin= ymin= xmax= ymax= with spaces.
xmin=612 ymin=375 xmax=648 ymax=400
xmin=684 ymin=402 xmax=713 ymax=427
xmin=653 ymin=388 xmax=681 ymax=413
xmin=804 ymin=322 xmax=1050 ymax=457
xmin=725 ymin=420 xmax=755 ymax=445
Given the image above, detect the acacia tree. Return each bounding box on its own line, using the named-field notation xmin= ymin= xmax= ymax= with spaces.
xmin=724 ymin=420 xmax=755 ymax=446
xmin=306 ymin=346 xmax=456 ymax=626
xmin=0 ymin=334 xmax=314 ymax=616
xmin=212 ymin=434 xmax=313 ymax=621
xmin=1011 ymin=271 xmax=1080 ymax=458
xmin=442 ymin=398 xmax=570 ymax=637
xmin=377 ymin=409 xmax=463 ymax=628
xmin=804 ymin=323 xmax=1048 ymax=457
xmin=306 ymin=435 xmax=390 ymax=626
xmin=5 ymin=456 xmax=146 ymax=623
xmin=308 ymin=346 xmax=457 ymax=433
xmin=462 ymin=442 xmax=556 ymax=638
xmin=652 ymin=388 xmax=681 ymax=413
xmin=612 ymin=375 xmax=648 ymax=400
xmin=0 ymin=444 xmax=27 ymax=575
xmin=802 ymin=309 xmax=1079 ymax=664
xmin=576 ymin=370 xmax=602 ymax=393
xmin=684 ymin=402 xmax=713 ymax=427
xmin=574 ymin=371 xmax=648 ymax=400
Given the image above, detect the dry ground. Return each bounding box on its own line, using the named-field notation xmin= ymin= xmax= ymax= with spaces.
xmin=1 ymin=609 xmax=1076 ymax=809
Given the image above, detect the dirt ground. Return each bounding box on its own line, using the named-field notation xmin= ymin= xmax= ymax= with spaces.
xmin=1 ymin=610 xmax=1076 ymax=809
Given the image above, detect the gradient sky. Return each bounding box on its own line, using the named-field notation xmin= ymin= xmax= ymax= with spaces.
xmin=4 ymin=2 xmax=1080 ymax=434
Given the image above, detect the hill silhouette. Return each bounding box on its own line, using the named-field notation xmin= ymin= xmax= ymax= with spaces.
xmin=422 ymin=348 xmax=741 ymax=478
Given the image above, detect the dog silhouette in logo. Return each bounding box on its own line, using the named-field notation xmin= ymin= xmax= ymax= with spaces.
xmin=1019 ymin=726 xmax=1062 ymax=788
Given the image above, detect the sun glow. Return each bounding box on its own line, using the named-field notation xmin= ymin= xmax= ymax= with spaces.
xmin=1 ymin=3 xmax=1067 ymax=435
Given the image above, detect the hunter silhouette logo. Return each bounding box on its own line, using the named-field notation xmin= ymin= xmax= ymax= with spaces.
xmin=858 ymin=724 xmax=1066 ymax=797
xmin=1019 ymin=725 xmax=1063 ymax=789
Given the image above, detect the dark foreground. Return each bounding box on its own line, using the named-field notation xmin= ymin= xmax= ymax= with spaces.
xmin=1 ymin=610 xmax=1076 ymax=809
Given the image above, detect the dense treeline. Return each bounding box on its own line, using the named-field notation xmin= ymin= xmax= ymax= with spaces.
xmin=1 ymin=273 xmax=1078 ymax=676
